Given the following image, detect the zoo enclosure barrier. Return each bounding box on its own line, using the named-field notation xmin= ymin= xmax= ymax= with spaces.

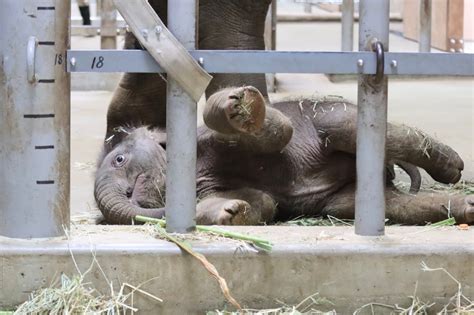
xmin=1 ymin=0 xmax=473 ymax=239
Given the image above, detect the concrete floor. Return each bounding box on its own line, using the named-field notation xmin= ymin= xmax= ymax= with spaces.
xmin=70 ymin=21 xmax=473 ymax=218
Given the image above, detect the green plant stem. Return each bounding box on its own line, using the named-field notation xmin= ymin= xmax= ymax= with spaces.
xmin=135 ymin=215 xmax=273 ymax=251
xmin=430 ymin=217 xmax=456 ymax=227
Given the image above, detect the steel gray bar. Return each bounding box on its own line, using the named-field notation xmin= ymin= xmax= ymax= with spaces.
xmin=71 ymin=25 xmax=127 ymax=37
xmin=341 ymin=0 xmax=354 ymax=51
xmin=166 ymin=0 xmax=197 ymax=233
xmin=419 ymin=0 xmax=432 ymax=52
xmin=355 ymin=0 xmax=390 ymax=236
xmin=0 ymin=0 xmax=70 ymax=238
xmin=100 ymin=0 xmax=117 ymax=49
xmin=66 ymin=50 xmax=474 ymax=76
xmin=271 ymin=0 xmax=277 ymax=51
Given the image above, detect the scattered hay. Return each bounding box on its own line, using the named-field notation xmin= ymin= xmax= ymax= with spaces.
xmin=208 ymin=293 xmax=336 ymax=315
xmin=426 ymin=180 xmax=474 ymax=196
xmin=209 ymin=262 xmax=473 ymax=315
xmin=354 ymin=262 xmax=474 ymax=314
xmin=12 ymin=229 xmax=161 ymax=314
xmin=420 ymin=261 xmax=473 ymax=314
xmin=13 ymin=258 xmax=161 ymax=314
xmin=279 ymin=215 xmax=354 ymax=227
xmin=15 ymin=274 xmax=133 ymax=314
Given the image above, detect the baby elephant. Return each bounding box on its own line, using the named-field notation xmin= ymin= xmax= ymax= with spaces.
xmin=94 ymin=86 xmax=473 ymax=225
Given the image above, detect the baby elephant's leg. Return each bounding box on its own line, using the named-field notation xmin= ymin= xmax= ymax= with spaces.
xmin=204 ymin=86 xmax=266 ymax=135
xmin=384 ymin=189 xmax=474 ymax=225
xmin=204 ymin=86 xmax=293 ymax=153
xmin=310 ymin=101 xmax=464 ymax=185
xmin=196 ymin=188 xmax=277 ymax=225
xmin=321 ymin=184 xmax=473 ymax=224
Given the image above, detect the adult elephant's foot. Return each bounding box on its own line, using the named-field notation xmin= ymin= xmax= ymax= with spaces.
xmin=224 ymin=86 xmax=266 ymax=134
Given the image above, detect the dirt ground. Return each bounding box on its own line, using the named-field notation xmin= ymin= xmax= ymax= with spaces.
xmin=70 ymin=21 xmax=474 ymax=219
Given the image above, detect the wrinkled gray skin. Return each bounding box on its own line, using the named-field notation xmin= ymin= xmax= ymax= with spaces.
xmin=95 ymin=86 xmax=474 ymax=225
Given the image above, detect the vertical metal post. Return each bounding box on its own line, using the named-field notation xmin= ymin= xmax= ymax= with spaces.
xmin=100 ymin=0 xmax=117 ymax=49
xmin=265 ymin=0 xmax=277 ymax=93
xmin=96 ymin=0 xmax=102 ymax=16
xmin=0 ymin=0 xmax=70 ymax=238
xmin=341 ymin=0 xmax=354 ymax=51
xmin=355 ymin=0 xmax=389 ymax=236
xmin=271 ymin=0 xmax=277 ymax=51
xmin=166 ymin=0 xmax=197 ymax=233
xmin=419 ymin=0 xmax=432 ymax=52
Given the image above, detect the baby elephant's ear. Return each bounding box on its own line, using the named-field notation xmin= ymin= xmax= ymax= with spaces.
xmin=149 ymin=127 xmax=167 ymax=149
xmin=104 ymin=126 xmax=133 ymax=153
xmin=156 ymin=133 xmax=167 ymax=149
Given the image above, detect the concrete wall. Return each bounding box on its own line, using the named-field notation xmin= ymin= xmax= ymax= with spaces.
xmin=2 ymin=226 xmax=473 ymax=314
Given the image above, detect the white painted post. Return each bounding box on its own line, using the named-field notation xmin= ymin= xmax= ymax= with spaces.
xmin=0 ymin=0 xmax=70 ymax=238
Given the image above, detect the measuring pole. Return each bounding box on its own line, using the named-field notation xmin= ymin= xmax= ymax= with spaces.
xmin=355 ymin=0 xmax=389 ymax=236
xmin=0 ymin=0 xmax=70 ymax=238
xmin=165 ymin=0 xmax=198 ymax=233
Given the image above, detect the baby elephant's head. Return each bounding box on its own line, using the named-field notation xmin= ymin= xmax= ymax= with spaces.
xmin=94 ymin=127 xmax=167 ymax=224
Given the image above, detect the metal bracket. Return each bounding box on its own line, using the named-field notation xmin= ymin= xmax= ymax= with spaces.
xmin=26 ymin=36 xmax=38 ymax=83
xmin=372 ymin=41 xmax=384 ymax=83
xmin=113 ymin=0 xmax=212 ymax=102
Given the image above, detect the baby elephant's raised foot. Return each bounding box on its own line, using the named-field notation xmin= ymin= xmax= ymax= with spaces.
xmin=224 ymin=86 xmax=266 ymax=134
xmin=432 ymin=153 xmax=464 ymax=184
xmin=419 ymin=138 xmax=464 ymax=184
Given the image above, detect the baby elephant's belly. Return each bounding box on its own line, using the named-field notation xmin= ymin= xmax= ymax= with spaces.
xmin=269 ymin=152 xmax=357 ymax=217
xmin=215 ymin=152 xmax=356 ymax=216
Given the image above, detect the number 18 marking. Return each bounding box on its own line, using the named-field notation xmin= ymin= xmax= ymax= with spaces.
xmin=91 ymin=56 xmax=104 ymax=69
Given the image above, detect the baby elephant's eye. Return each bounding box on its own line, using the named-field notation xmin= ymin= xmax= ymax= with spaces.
xmin=113 ymin=154 xmax=126 ymax=167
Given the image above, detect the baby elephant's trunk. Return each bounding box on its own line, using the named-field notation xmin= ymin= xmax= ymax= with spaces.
xmin=94 ymin=174 xmax=165 ymax=224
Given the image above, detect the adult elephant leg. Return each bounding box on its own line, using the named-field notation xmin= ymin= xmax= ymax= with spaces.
xmin=105 ymin=0 xmax=168 ymax=138
xmin=196 ymin=188 xmax=277 ymax=225
xmin=199 ymin=0 xmax=272 ymax=98
xmin=321 ymin=184 xmax=474 ymax=224
xmin=203 ymin=86 xmax=293 ymax=153
xmin=106 ymin=73 xmax=167 ymax=137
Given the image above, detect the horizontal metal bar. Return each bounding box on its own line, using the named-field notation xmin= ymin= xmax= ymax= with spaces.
xmin=71 ymin=25 xmax=127 ymax=36
xmin=67 ymin=50 xmax=474 ymax=76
